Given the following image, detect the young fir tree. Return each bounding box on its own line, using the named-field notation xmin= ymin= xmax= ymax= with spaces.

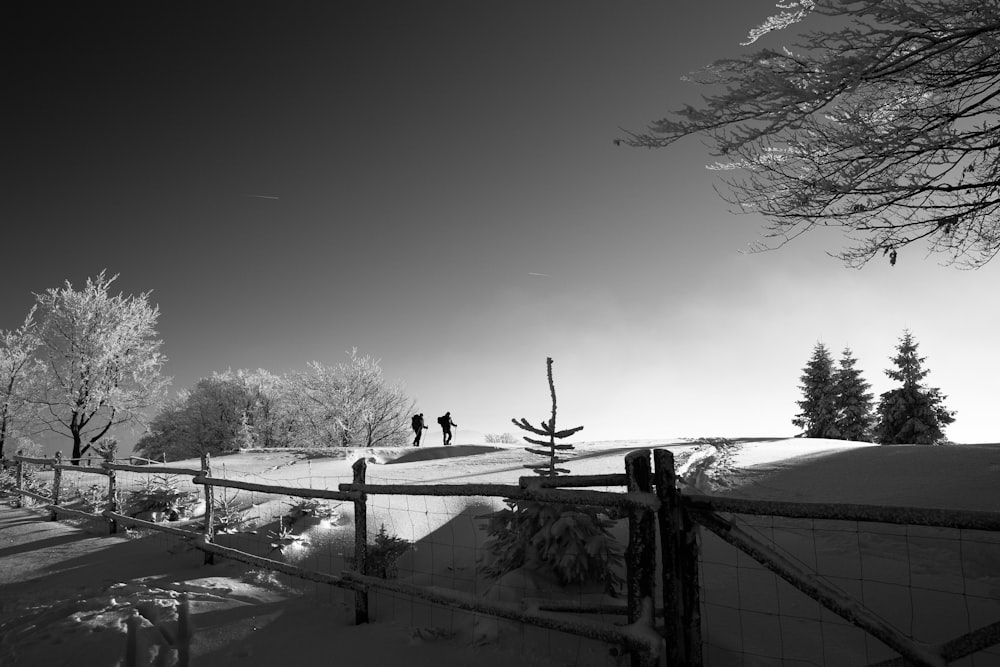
xmin=833 ymin=347 xmax=874 ymax=442
xmin=874 ymin=330 xmax=956 ymax=445
xmin=792 ymin=342 xmax=840 ymax=438
xmin=513 ymin=357 xmax=583 ymax=477
xmin=481 ymin=357 xmax=623 ymax=593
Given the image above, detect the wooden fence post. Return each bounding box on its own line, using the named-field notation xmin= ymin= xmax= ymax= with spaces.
xmin=624 ymin=449 xmax=658 ymax=667
xmin=654 ymin=448 xmax=702 ymax=666
xmin=51 ymin=452 xmax=63 ymax=520
xmin=177 ymin=593 xmax=191 ymax=667
xmin=202 ymin=453 xmax=215 ymax=565
xmin=105 ymin=457 xmax=118 ymax=535
xmin=352 ymin=457 xmax=369 ymax=624
xmin=14 ymin=450 xmax=23 ymax=508
xmin=125 ymin=611 xmax=139 ymax=667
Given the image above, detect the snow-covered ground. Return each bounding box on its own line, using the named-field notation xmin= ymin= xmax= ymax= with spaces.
xmin=1 ymin=437 xmax=998 ymax=666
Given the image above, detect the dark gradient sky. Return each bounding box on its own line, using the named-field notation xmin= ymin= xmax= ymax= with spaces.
xmin=5 ymin=1 xmax=997 ymax=451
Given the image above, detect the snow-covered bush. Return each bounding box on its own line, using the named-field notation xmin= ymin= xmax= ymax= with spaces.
xmin=211 ymin=489 xmax=250 ymax=535
xmin=126 ymin=474 xmax=200 ymax=521
xmin=346 ymin=524 xmax=412 ymax=579
xmin=484 ymin=432 xmax=518 ymax=444
xmin=367 ymin=524 xmax=412 ymax=579
xmin=481 ymin=500 xmax=623 ymax=593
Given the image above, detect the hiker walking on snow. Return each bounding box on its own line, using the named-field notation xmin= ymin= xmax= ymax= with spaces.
xmin=411 ymin=413 xmax=428 ymax=446
xmin=437 ymin=412 xmax=457 ymax=446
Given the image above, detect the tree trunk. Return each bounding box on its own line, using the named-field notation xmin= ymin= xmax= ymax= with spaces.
xmin=71 ymin=414 xmax=83 ymax=465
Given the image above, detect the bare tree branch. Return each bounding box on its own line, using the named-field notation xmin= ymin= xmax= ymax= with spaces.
xmin=621 ymin=0 xmax=1000 ymax=267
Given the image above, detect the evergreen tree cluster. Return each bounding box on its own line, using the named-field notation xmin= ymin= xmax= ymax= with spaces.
xmin=793 ymin=331 xmax=955 ymax=445
xmin=793 ymin=344 xmax=874 ymax=441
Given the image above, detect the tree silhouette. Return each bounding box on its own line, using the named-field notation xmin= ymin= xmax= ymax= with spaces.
xmin=512 ymin=357 xmax=583 ymax=477
xmin=792 ymin=342 xmax=839 ymax=438
xmin=875 ymin=330 xmax=955 ymax=444
xmin=833 ymin=347 xmax=875 ymax=442
xmin=622 ymin=0 xmax=1000 ymax=267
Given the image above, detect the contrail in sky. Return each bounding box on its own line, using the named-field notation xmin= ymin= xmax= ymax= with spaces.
xmin=247 ymin=195 xmax=280 ymax=199
xmin=528 ymin=272 xmax=551 ymax=277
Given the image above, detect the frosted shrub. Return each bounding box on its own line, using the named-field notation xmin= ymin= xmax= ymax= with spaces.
xmin=481 ymin=500 xmax=623 ymax=593
xmin=346 ymin=524 xmax=412 ymax=579
xmin=368 ymin=524 xmax=412 ymax=579
xmin=212 ymin=489 xmax=249 ymax=535
xmin=484 ymin=433 xmax=518 ymax=444
xmin=0 ymin=467 xmax=16 ymax=494
xmin=78 ymin=483 xmax=110 ymax=514
xmin=126 ymin=474 xmax=199 ymax=521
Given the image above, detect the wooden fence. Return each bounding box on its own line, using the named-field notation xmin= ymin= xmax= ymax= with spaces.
xmin=1 ymin=449 xmax=667 ymax=667
xmin=3 ymin=447 xmax=999 ymax=667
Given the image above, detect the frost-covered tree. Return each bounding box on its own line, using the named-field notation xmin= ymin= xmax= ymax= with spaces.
xmin=218 ymin=369 xmax=292 ymax=450
xmin=289 ymin=349 xmax=413 ymax=448
xmin=621 ymin=0 xmax=1000 ymax=267
xmin=833 ymin=347 xmax=874 ymax=441
xmin=0 ymin=309 xmax=44 ymax=460
xmin=875 ymin=330 xmax=955 ymax=445
xmin=134 ymin=369 xmax=291 ymax=461
xmin=32 ymin=272 xmax=170 ymax=463
xmin=792 ymin=342 xmax=839 ymax=438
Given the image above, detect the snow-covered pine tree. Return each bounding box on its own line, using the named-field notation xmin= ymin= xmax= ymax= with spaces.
xmin=792 ymin=342 xmax=840 ymax=438
xmin=480 ymin=357 xmax=623 ymax=594
xmin=874 ymin=330 xmax=956 ymax=445
xmin=833 ymin=347 xmax=874 ymax=442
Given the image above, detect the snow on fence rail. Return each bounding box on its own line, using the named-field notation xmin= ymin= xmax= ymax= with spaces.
xmin=5 ymin=448 xmax=1000 ymax=667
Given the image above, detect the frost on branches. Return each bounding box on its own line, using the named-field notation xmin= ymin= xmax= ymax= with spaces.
xmin=32 ymin=271 xmax=170 ymax=464
xmin=0 ymin=308 xmax=44 ymax=460
xmin=622 ymin=0 xmax=1000 ymax=267
xmin=289 ymin=349 xmax=414 ymax=448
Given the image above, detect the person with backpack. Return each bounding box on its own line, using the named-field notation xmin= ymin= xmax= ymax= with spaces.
xmin=411 ymin=413 xmax=427 ymax=446
xmin=437 ymin=412 xmax=457 ymax=446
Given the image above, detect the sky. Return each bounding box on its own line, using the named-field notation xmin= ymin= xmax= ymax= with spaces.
xmin=4 ymin=0 xmax=998 ymax=453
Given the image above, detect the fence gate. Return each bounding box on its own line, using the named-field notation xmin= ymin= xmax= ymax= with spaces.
xmin=669 ymin=460 xmax=1000 ymax=667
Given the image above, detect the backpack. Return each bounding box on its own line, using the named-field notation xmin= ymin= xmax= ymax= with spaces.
xmin=411 ymin=415 xmax=421 ymax=429
xmin=437 ymin=415 xmax=448 ymax=427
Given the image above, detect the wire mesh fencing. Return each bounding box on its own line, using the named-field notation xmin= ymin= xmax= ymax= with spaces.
xmin=696 ymin=513 xmax=1000 ymax=666
xmin=354 ymin=471 xmax=632 ymax=666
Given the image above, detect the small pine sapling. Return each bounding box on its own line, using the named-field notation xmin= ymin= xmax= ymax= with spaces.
xmin=368 ymin=524 xmax=412 ymax=579
xmin=514 ymin=357 xmax=583 ymax=477
xmin=126 ymin=474 xmax=200 ymax=521
xmin=482 ymin=357 xmax=624 ymax=594
xmin=268 ymin=515 xmax=313 ymax=554
xmin=212 ymin=488 xmax=250 ymax=535
xmin=345 ymin=524 xmax=413 ymax=579
xmin=283 ymin=499 xmax=339 ymax=528
xmin=77 ymin=483 xmax=110 ymax=514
